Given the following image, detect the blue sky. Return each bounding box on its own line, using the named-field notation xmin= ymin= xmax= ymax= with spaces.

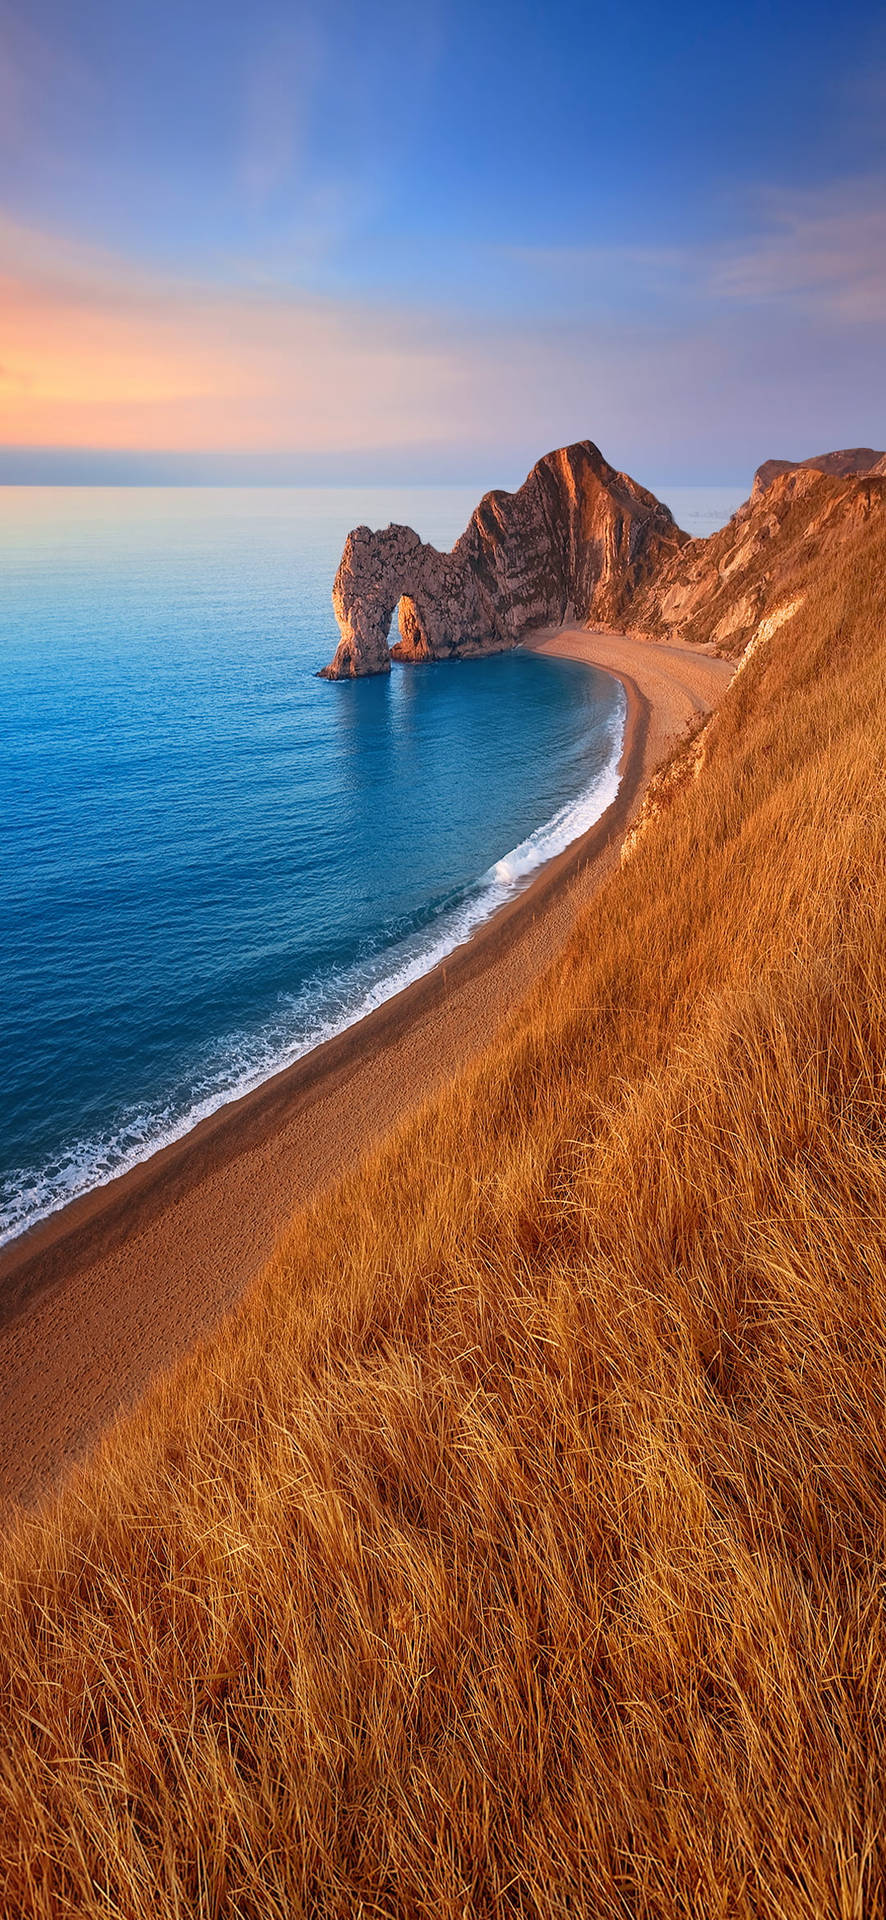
xmin=1 ymin=0 xmax=884 ymax=485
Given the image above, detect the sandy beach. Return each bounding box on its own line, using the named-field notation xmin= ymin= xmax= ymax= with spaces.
xmin=0 ymin=629 xmax=733 ymax=1510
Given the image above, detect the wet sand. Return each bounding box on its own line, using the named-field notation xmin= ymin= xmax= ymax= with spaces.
xmin=0 ymin=629 xmax=733 ymax=1510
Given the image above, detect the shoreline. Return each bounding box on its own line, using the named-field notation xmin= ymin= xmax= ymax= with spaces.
xmin=0 ymin=668 xmax=639 ymax=1324
xmin=0 ymin=629 xmax=733 ymax=1508
xmin=0 ymin=659 xmax=626 ymax=1279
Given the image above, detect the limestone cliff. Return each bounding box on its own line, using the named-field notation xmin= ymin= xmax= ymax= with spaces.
xmin=752 ymin=447 xmax=885 ymax=501
xmin=631 ymin=466 xmax=886 ymax=656
xmin=320 ymin=441 xmax=686 ymax=678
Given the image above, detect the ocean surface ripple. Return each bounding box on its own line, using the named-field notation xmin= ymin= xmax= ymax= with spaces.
xmin=1 ymin=482 xmax=736 ymax=1247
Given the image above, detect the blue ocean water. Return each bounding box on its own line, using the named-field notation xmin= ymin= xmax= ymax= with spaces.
xmin=652 ymin=486 xmax=746 ymax=540
xmin=0 ymin=482 xmax=742 ymax=1246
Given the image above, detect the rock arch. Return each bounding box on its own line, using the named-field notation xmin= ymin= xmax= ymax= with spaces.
xmin=320 ymin=442 xmax=687 ymax=678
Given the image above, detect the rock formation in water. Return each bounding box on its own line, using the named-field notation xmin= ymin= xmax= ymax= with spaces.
xmin=751 ymin=447 xmax=886 ymax=501
xmin=631 ymin=464 xmax=886 ymax=655
xmin=320 ymin=441 xmax=687 ymax=678
xmin=320 ymin=438 xmax=886 ymax=677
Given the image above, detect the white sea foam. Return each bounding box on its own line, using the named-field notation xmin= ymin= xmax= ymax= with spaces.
xmin=487 ymin=708 xmax=623 ymax=885
xmin=0 ymin=687 xmax=625 ymax=1251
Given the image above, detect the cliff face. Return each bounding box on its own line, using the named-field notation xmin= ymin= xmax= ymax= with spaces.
xmin=632 ymin=466 xmax=886 ymax=656
xmin=752 ymin=447 xmax=885 ymax=501
xmin=320 ymin=438 xmax=886 ymax=678
xmin=321 ymin=441 xmax=686 ymax=678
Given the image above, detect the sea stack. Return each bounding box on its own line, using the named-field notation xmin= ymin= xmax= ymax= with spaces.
xmin=320 ymin=440 xmax=687 ymax=678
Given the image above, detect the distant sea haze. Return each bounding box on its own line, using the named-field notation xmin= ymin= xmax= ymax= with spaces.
xmin=0 ymin=482 xmax=742 ymax=1245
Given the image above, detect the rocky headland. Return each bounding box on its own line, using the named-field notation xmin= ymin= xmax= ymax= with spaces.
xmin=321 ymin=438 xmax=886 ymax=677
xmin=631 ymin=463 xmax=886 ymax=655
xmin=320 ymin=441 xmax=686 ymax=677
xmin=751 ymin=446 xmax=886 ymax=500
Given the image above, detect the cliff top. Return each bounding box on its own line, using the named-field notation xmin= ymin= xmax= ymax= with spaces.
xmin=752 ymin=447 xmax=885 ymax=498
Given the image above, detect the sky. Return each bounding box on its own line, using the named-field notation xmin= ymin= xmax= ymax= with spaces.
xmin=1 ymin=0 xmax=884 ymax=487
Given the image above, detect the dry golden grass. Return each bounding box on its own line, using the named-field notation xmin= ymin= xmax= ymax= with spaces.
xmin=1 ymin=516 xmax=885 ymax=1917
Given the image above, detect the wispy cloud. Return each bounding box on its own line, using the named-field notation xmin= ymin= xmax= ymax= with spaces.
xmin=0 ymin=0 xmax=97 ymax=163
xmin=0 ymin=215 xmax=718 ymax=463
xmin=502 ymin=241 xmax=690 ymax=284
xmin=1 ymin=195 xmax=883 ymax=486
xmin=710 ymin=182 xmax=886 ymax=322
xmin=234 ymin=0 xmax=446 ymax=238
xmin=0 ymin=216 xmax=467 ymax=454
xmin=499 ymin=181 xmax=886 ymax=328
xmin=237 ymin=18 xmax=323 ymax=210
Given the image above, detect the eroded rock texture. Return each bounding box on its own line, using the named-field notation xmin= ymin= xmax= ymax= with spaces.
xmin=631 ymin=466 xmax=886 ymax=655
xmin=751 ymin=447 xmax=886 ymax=501
xmin=320 ymin=441 xmax=686 ymax=677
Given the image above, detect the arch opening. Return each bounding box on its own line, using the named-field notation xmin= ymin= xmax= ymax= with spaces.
xmin=392 ymin=593 xmax=433 ymax=663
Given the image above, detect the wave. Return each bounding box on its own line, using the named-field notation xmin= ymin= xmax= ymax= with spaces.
xmin=0 ymin=687 xmax=625 ymax=1251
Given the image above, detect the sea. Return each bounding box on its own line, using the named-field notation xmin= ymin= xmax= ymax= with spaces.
xmin=0 ymin=482 xmax=743 ymax=1247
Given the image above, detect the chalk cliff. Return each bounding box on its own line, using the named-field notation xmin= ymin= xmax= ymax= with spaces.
xmin=320 ymin=441 xmax=686 ymax=678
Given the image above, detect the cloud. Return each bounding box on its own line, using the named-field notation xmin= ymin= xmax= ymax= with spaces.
xmin=1 ymin=198 xmax=884 ymax=487
xmin=0 ymin=215 xmax=729 ymax=473
xmin=237 ymin=18 xmax=323 ymax=209
xmin=500 ymin=241 xmax=691 ymax=295
xmin=0 ymin=215 xmax=468 ymax=453
xmin=234 ymin=0 xmax=446 ymax=235
xmin=498 ymin=180 xmax=886 ymax=330
xmin=708 ymin=182 xmax=886 ymax=323
xmin=0 ymin=1 xmax=97 ymax=162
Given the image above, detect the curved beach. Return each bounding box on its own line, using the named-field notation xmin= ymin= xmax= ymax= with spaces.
xmin=0 ymin=629 xmax=733 ymax=1509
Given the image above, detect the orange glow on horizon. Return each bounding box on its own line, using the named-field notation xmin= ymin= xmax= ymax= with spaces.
xmin=0 ymin=217 xmax=463 ymax=455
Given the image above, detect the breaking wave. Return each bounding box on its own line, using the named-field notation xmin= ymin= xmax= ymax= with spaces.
xmin=0 ymin=686 xmax=624 ymax=1251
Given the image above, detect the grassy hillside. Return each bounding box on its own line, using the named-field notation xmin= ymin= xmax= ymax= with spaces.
xmin=635 ymin=466 xmax=886 ymax=655
xmin=1 ymin=512 xmax=885 ymax=1918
